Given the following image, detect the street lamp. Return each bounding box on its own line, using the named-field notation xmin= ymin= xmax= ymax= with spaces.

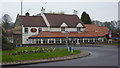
xmin=64 ymin=31 xmax=69 ymax=52
xmin=64 ymin=31 xmax=73 ymax=52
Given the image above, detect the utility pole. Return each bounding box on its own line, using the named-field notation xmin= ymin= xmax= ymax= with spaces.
xmin=21 ymin=0 xmax=23 ymax=15
xmin=64 ymin=31 xmax=69 ymax=52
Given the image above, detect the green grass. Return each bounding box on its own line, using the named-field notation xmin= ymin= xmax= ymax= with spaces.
xmin=2 ymin=47 xmax=80 ymax=63
xmin=0 ymin=51 xmax=2 ymax=63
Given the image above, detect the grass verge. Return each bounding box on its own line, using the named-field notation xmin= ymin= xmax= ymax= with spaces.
xmin=2 ymin=47 xmax=80 ymax=63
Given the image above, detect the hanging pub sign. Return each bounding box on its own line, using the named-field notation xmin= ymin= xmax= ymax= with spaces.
xmin=31 ymin=28 xmax=37 ymax=32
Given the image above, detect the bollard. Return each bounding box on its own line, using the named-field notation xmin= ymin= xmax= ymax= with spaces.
xmin=71 ymin=47 xmax=74 ymax=53
xmin=68 ymin=47 xmax=70 ymax=52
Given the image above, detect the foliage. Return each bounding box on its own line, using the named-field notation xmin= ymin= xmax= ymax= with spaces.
xmin=2 ymin=35 xmax=15 ymax=50
xmin=2 ymin=14 xmax=12 ymax=30
xmin=2 ymin=28 xmax=15 ymax=50
xmin=2 ymin=47 xmax=80 ymax=63
xmin=9 ymin=47 xmax=56 ymax=55
xmin=81 ymin=11 xmax=92 ymax=24
xmin=92 ymin=20 xmax=104 ymax=26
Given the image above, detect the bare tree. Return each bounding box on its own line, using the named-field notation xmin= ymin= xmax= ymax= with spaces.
xmin=2 ymin=14 xmax=12 ymax=29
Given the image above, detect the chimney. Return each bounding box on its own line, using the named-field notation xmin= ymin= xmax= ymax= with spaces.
xmin=41 ymin=7 xmax=45 ymax=15
xmin=25 ymin=12 xmax=30 ymax=16
xmin=74 ymin=10 xmax=77 ymax=15
xmin=17 ymin=13 xmax=19 ymax=16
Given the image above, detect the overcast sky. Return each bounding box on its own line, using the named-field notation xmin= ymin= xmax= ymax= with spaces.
xmin=0 ymin=0 xmax=119 ymax=23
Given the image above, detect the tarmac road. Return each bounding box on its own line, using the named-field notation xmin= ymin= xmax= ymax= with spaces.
xmin=25 ymin=46 xmax=118 ymax=66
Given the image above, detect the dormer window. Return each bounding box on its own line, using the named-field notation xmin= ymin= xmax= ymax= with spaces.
xmin=61 ymin=27 xmax=65 ymax=31
xmin=77 ymin=27 xmax=81 ymax=32
xmin=76 ymin=23 xmax=84 ymax=32
xmin=61 ymin=22 xmax=68 ymax=31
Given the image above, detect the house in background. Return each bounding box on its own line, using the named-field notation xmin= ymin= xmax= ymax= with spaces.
xmin=13 ymin=7 xmax=109 ymax=45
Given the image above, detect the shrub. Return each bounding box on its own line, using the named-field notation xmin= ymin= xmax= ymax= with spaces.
xmin=2 ymin=35 xmax=15 ymax=50
xmin=2 ymin=29 xmax=15 ymax=50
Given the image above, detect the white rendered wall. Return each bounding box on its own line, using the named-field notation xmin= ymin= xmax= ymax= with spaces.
xmin=50 ymin=28 xmax=61 ymax=31
xmin=22 ymin=26 xmax=48 ymax=44
xmin=50 ymin=27 xmax=85 ymax=32
xmin=65 ymin=28 xmax=77 ymax=32
xmin=22 ymin=26 xmax=85 ymax=44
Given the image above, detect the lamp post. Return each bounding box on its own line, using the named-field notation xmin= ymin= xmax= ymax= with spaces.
xmin=64 ymin=31 xmax=70 ymax=52
xmin=64 ymin=31 xmax=74 ymax=53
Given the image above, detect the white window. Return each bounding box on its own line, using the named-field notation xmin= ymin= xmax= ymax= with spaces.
xmin=24 ymin=27 xmax=28 ymax=33
xmin=77 ymin=27 xmax=81 ymax=32
xmin=61 ymin=27 xmax=65 ymax=31
xmin=39 ymin=28 xmax=42 ymax=33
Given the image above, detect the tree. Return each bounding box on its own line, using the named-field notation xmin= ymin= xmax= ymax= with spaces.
xmin=2 ymin=28 xmax=15 ymax=50
xmin=2 ymin=14 xmax=12 ymax=30
xmin=81 ymin=11 xmax=92 ymax=24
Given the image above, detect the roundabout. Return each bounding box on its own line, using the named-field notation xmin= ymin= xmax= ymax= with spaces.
xmin=2 ymin=45 xmax=118 ymax=67
xmin=2 ymin=47 xmax=90 ymax=66
xmin=26 ymin=45 xmax=118 ymax=66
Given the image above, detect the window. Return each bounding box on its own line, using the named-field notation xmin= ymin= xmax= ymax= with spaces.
xmin=77 ymin=27 xmax=81 ymax=32
xmin=25 ymin=28 xmax=28 ymax=33
xmin=39 ymin=28 xmax=42 ymax=33
xmin=61 ymin=27 xmax=65 ymax=31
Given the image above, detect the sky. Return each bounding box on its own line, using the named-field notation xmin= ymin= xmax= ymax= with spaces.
xmin=0 ymin=0 xmax=119 ymax=23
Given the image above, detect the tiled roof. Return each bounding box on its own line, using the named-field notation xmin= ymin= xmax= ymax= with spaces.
xmin=44 ymin=13 xmax=85 ymax=28
xmin=29 ymin=31 xmax=105 ymax=39
xmin=84 ymin=24 xmax=98 ymax=32
xmin=20 ymin=16 xmax=47 ymax=27
xmin=29 ymin=24 xmax=109 ymax=38
xmin=84 ymin=24 xmax=109 ymax=35
xmin=99 ymin=27 xmax=109 ymax=35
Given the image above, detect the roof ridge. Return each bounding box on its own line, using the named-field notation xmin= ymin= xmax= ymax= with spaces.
xmin=19 ymin=16 xmax=42 ymax=17
xmin=44 ymin=13 xmax=77 ymax=16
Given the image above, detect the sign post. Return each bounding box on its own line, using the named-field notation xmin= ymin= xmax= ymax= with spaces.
xmin=108 ymin=30 xmax=112 ymax=43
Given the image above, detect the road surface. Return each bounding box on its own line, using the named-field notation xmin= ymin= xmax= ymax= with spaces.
xmin=25 ymin=46 xmax=118 ymax=66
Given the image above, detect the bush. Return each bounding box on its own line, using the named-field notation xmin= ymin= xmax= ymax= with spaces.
xmin=2 ymin=29 xmax=15 ymax=50
xmin=2 ymin=43 xmax=15 ymax=50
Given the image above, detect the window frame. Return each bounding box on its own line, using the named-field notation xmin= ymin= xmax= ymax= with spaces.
xmin=39 ymin=28 xmax=42 ymax=33
xmin=61 ymin=27 xmax=65 ymax=31
xmin=24 ymin=27 xmax=28 ymax=33
xmin=77 ymin=27 xmax=81 ymax=32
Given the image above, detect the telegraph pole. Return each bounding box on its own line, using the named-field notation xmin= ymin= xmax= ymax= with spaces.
xmin=21 ymin=0 xmax=23 ymax=15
